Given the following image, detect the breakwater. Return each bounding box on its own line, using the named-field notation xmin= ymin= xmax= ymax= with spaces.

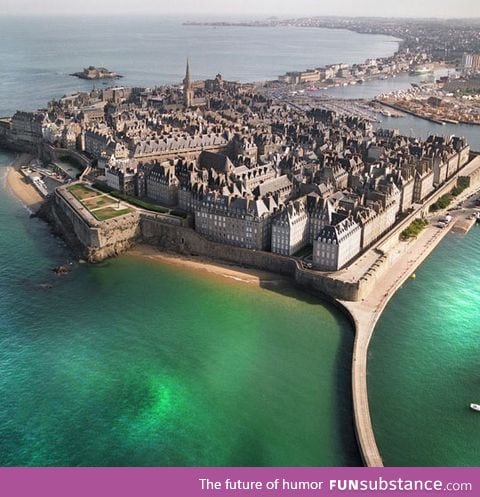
xmin=343 ymin=158 xmax=480 ymax=466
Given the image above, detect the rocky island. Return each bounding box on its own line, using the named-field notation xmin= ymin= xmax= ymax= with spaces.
xmin=71 ymin=66 xmax=122 ymax=80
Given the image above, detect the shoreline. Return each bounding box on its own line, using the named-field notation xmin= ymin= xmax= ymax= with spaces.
xmin=128 ymin=244 xmax=291 ymax=288
xmin=5 ymin=155 xmax=44 ymax=212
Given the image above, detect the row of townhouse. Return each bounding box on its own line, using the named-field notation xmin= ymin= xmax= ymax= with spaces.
xmin=194 ymin=194 xmax=279 ymax=251
xmin=270 ymin=181 xmax=401 ymax=270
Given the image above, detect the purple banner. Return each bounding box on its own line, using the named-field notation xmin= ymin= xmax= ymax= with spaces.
xmin=0 ymin=467 xmax=478 ymax=497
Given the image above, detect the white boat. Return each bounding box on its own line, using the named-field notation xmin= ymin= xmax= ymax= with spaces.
xmin=470 ymin=403 xmax=480 ymax=412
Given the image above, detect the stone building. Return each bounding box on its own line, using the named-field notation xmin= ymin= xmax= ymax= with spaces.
xmin=271 ymin=198 xmax=309 ymax=256
xmin=313 ymin=216 xmax=362 ymax=271
xmin=9 ymin=111 xmax=44 ymax=150
xmin=306 ymin=194 xmax=336 ymax=244
xmin=145 ymin=163 xmax=180 ymax=206
xmin=432 ymin=156 xmax=447 ymax=186
xmin=105 ymin=166 xmax=137 ymax=196
xmin=253 ymin=175 xmax=292 ymax=204
xmin=194 ymin=194 xmax=277 ymax=251
xmin=413 ymin=163 xmax=434 ymax=203
xmin=232 ymin=164 xmax=276 ymax=192
xmin=395 ymin=170 xmax=415 ymax=213
xmin=84 ymin=128 xmax=113 ymax=159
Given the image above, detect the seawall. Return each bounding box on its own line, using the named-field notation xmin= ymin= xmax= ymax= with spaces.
xmin=141 ymin=215 xmax=363 ymax=301
xmin=343 ymin=162 xmax=480 ymax=467
xmin=46 ymin=186 xmax=365 ymax=301
xmin=43 ymin=187 xmax=141 ymax=261
xmin=343 ymin=220 xmax=456 ymax=466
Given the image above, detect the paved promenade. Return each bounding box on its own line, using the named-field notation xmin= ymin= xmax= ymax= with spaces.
xmin=341 ymin=218 xmax=456 ymax=466
xmin=341 ymin=178 xmax=480 ymax=466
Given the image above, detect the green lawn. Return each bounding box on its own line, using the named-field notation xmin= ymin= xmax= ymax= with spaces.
xmin=93 ymin=207 xmax=132 ymax=221
xmin=67 ymin=183 xmax=132 ymax=221
xmin=83 ymin=195 xmax=116 ymax=210
xmin=67 ymin=183 xmax=101 ymax=201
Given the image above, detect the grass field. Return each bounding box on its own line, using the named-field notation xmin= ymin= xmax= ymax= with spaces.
xmin=67 ymin=183 xmax=132 ymax=221
xmin=93 ymin=207 xmax=132 ymax=221
xmin=67 ymin=183 xmax=101 ymax=201
xmin=82 ymin=196 xmax=117 ymax=210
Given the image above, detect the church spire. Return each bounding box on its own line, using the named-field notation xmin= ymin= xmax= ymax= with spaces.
xmin=185 ymin=58 xmax=191 ymax=86
xmin=183 ymin=58 xmax=194 ymax=108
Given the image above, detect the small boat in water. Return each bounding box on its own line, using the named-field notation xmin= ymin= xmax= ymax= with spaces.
xmin=470 ymin=403 xmax=480 ymax=412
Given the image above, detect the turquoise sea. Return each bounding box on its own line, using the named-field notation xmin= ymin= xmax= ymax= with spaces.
xmin=0 ymin=149 xmax=360 ymax=466
xmin=369 ymin=229 xmax=480 ymax=466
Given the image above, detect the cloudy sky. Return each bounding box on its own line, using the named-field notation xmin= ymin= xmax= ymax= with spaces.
xmin=0 ymin=0 xmax=478 ymax=17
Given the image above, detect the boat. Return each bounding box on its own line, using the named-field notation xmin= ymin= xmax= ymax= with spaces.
xmin=409 ymin=65 xmax=434 ymax=76
xmin=470 ymin=403 xmax=480 ymax=412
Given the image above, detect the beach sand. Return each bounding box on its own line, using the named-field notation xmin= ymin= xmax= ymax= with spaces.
xmin=6 ymin=155 xmax=44 ymax=212
xmin=128 ymin=244 xmax=290 ymax=287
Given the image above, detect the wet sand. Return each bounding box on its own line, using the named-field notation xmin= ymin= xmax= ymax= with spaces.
xmin=128 ymin=244 xmax=290 ymax=287
xmin=6 ymin=155 xmax=43 ymax=212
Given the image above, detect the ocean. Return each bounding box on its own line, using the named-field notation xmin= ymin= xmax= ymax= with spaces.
xmin=369 ymin=229 xmax=480 ymax=466
xmin=0 ymin=16 xmax=399 ymax=116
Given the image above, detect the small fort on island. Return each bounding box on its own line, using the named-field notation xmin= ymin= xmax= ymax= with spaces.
xmin=3 ymin=16 xmax=480 ymax=465
xmin=71 ymin=66 xmax=122 ymax=80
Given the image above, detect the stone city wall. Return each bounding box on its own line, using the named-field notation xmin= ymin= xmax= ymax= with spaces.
xmin=49 ymin=192 xmax=365 ymax=301
xmin=140 ymin=215 xmax=362 ymax=301
xmin=51 ymin=189 xmax=141 ymax=262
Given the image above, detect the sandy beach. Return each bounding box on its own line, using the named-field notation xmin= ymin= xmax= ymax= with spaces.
xmin=6 ymin=154 xmax=44 ymax=212
xmin=128 ymin=244 xmax=290 ymax=287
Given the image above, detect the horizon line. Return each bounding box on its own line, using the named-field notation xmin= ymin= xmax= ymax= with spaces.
xmin=0 ymin=13 xmax=480 ymax=20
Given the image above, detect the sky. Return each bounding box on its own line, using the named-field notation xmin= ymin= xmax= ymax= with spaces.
xmin=0 ymin=0 xmax=479 ymax=18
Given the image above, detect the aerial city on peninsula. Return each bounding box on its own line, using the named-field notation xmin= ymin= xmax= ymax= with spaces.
xmin=1 ymin=16 xmax=479 ymax=276
xmin=1 ymin=7 xmax=480 ymax=470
